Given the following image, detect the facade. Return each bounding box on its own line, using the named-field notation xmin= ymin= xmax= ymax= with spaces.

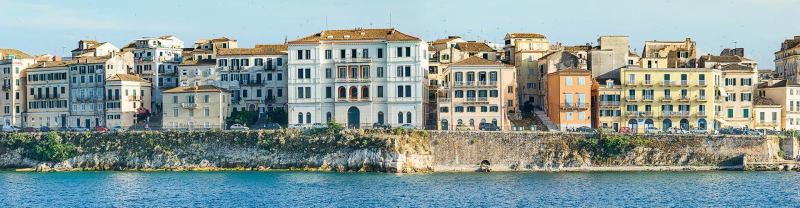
xmin=619 ymin=67 xmax=720 ymax=133
xmin=588 ymin=36 xmax=630 ymax=79
xmin=71 ymin=40 xmax=119 ymax=57
xmin=640 ymin=38 xmax=697 ymax=68
xmin=287 ymin=28 xmax=428 ymax=128
xmin=191 ymin=37 xmax=238 ymax=60
xmin=595 ymin=78 xmax=623 ymax=130
xmin=533 ymin=48 xmax=588 ymax=110
xmin=545 ymin=69 xmax=592 ymax=130
xmin=503 ymin=33 xmax=551 ymax=105
xmin=162 ymin=85 xmax=230 ymax=130
xmin=105 ymin=74 xmax=151 ymax=129
xmin=68 ymin=52 xmax=133 ymax=128
xmin=24 ymin=61 xmax=70 ymax=128
xmin=129 ymin=36 xmax=184 ymax=114
xmin=0 ymin=49 xmax=35 ymax=126
xmin=213 ymin=44 xmax=288 ymax=113
xmin=757 ymin=80 xmax=800 ymax=130
xmin=775 ymin=36 xmax=800 ymax=83
xmin=752 ymin=97 xmax=782 ymax=130
xmin=436 ymin=57 xmax=516 ymax=130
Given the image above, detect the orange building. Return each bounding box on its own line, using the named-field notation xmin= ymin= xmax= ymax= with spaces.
xmin=545 ymin=68 xmax=593 ymax=130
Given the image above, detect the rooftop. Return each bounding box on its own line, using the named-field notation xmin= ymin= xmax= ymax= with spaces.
xmin=506 ymin=33 xmax=546 ymax=39
xmin=217 ymin=45 xmax=288 ymax=56
xmin=0 ymin=48 xmax=33 ymax=59
xmin=107 ymin=74 xmax=149 ymax=82
xmin=289 ymin=28 xmax=420 ymax=44
xmin=449 ymin=56 xmax=512 ymax=67
xmin=455 ymin=42 xmax=494 ymax=52
xmin=163 ymin=85 xmax=228 ymax=93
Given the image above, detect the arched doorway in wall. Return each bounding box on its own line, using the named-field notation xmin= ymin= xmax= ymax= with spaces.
xmin=644 ymin=119 xmax=654 ymax=129
xmin=377 ymin=111 xmax=384 ymax=124
xmin=662 ymin=119 xmax=672 ymax=131
xmin=347 ymin=106 xmax=360 ymax=128
xmin=248 ymin=104 xmax=256 ymax=111
xmin=441 ymin=119 xmax=448 ymax=130
xmin=698 ymin=119 xmax=707 ymax=130
xmin=680 ymin=119 xmax=690 ymax=130
xmin=627 ymin=119 xmax=638 ymax=132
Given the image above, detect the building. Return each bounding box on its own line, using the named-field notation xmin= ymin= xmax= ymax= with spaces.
xmin=775 ymin=36 xmax=800 ymax=83
xmin=698 ymin=51 xmax=758 ymax=129
xmin=287 ymin=28 xmax=428 ymax=128
xmin=0 ymin=49 xmax=36 ymax=126
xmin=129 ymin=36 xmax=184 ymax=114
xmin=757 ymin=80 xmax=800 ymax=130
xmin=532 ymin=47 xmax=589 ymax=110
xmin=640 ymin=38 xmax=697 ymax=68
xmin=68 ymin=52 xmax=134 ymax=128
xmin=24 ymin=61 xmax=71 ymax=128
xmin=191 ymin=37 xmax=238 ymax=60
xmin=436 ymin=57 xmax=516 ymax=130
xmin=545 ymin=68 xmax=593 ymax=130
xmin=595 ymin=78 xmax=623 ymax=130
xmin=619 ymin=67 xmax=720 ymax=133
xmin=213 ymin=44 xmax=288 ymax=113
xmin=104 ymin=74 xmax=151 ymax=129
xmin=588 ymin=36 xmax=631 ymax=79
xmin=503 ymin=33 xmax=551 ymax=105
xmin=752 ymin=96 xmax=782 ymax=130
xmin=162 ymin=85 xmax=230 ymax=130
xmin=71 ymin=40 xmax=119 ymax=57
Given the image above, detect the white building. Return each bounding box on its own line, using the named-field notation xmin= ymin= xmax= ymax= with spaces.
xmin=213 ymin=44 xmax=288 ymax=113
xmin=287 ymin=28 xmax=428 ymax=128
xmin=0 ymin=49 xmax=35 ymax=126
xmin=71 ymin=40 xmax=119 ymax=57
xmin=68 ymin=52 xmax=133 ymax=128
xmin=128 ymin=36 xmax=184 ymax=114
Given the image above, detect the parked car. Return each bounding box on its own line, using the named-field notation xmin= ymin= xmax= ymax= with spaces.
xmin=264 ymin=123 xmax=282 ymax=130
xmin=94 ymin=126 xmax=110 ymax=133
xmin=310 ymin=123 xmax=327 ymax=129
xmin=690 ymin=127 xmax=707 ymax=134
xmin=455 ymin=124 xmax=472 ymax=131
xmin=618 ymin=127 xmax=631 ymax=134
xmin=598 ymin=127 xmax=616 ymax=133
xmin=1 ymin=125 xmax=19 ymax=132
xmin=57 ymin=127 xmax=71 ymax=132
xmin=479 ymin=123 xmax=501 ymax=131
xmin=111 ymin=126 xmax=126 ymax=132
xmin=39 ymin=126 xmax=52 ymax=132
xmin=399 ymin=124 xmax=415 ymax=129
xmin=21 ymin=127 xmax=38 ymax=132
xmin=575 ymin=126 xmax=594 ymax=133
xmin=71 ymin=127 xmax=89 ymax=132
xmin=744 ymin=130 xmax=764 ymax=135
xmin=372 ymin=123 xmax=391 ymax=130
xmin=229 ymin=124 xmax=249 ymax=130
xmin=644 ymin=127 xmax=660 ymax=134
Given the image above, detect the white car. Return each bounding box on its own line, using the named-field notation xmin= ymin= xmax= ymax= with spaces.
xmin=690 ymin=127 xmax=707 ymax=134
xmin=289 ymin=124 xmax=307 ymax=129
xmin=1 ymin=125 xmax=19 ymax=132
xmin=310 ymin=123 xmax=327 ymax=129
xmin=229 ymin=124 xmax=250 ymax=130
xmin=644 ymin=127 xmax=660 ymax=134
xmin=399 ymin=124 xmax=415 ymax=129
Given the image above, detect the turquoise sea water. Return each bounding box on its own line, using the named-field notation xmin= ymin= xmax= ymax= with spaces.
xmin=1 ymin=171 xmax=799 ymax=207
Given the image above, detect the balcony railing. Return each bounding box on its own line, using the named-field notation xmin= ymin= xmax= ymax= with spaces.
xmin=759 ymin=120 xmax=779 ymax=126
xmin=662 ymin=95 xmax=673 ymax=101
xmin=561 ymin=103 xmax=589 ymax=110
xmin=181 ymin=103 xmax=197 ymax=109
xmin=1 ymin=84 xmax=9 ymax=91
xmin=335 ymin=78 xmax=371 ymax=83
xmin=626 ymin=111 xmax=653 ymax=117
xmin=334 ymin=58 xmax=373 ymax=64
xmin=626 ymin=96 xmax=637 ymax=101
xmin=663 ymin=111 xmax=690 ymax=117
xmin=678 ymin=95 xmax=690 ymax=101
xmin=475 ymin=81 xmax=498 ymax=87
xmin=464 ymin=97 xmax=489 ymax=103
xmin=680 ymin=80 xmax=689 ymax=86
xmin=697 ymin=95 xmax=707 ymax=101
xmin=437 ymin=98 xmax=451 ymax=103
xmin=642 ymin=95 xmax=654 ymax=101
xmin=698 ymin=80 xmax=707 ymax=86
xmin=626 ymin=80 xmax=637 ymax=86
xmin=336 ymin=97 xmax=371 ymax=102
xmin=643 ymin=80 xmax=653 ymax=85
xmin=662 ymin=80 xmax=674 ymax=86
xmin=600 ymin=101 xmax=620 ymax=106
xmin=697 ymin=111 xmax=707 ymax=117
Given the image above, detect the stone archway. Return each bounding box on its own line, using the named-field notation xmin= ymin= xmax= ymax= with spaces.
xmin=347 ymin=106 xmax=360 ymax=128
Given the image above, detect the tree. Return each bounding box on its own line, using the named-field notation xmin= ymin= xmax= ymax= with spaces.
xmin=266 ymin=108 xmax=288 ymax=127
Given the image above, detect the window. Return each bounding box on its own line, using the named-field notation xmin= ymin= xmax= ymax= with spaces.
xmin=398 ymin=112 xmax=403 ymax=123
xmin=377 ymin=67 xmax=384 ymax=77
xmin=297 ymin=50 xmax=303 ymax=60
xmin=297 ymin=68 xmax=304 ymax=79
xmin=455 ymin=106 xmax=464 ymax=112
xmin=377 ymin=86 xmax=384 ymax=97
xmin=325 ymin=50 xmax=332 ymax=59
xmin=743 ymin=109 xmax=750 ymax=118
xmin=325 ymin=68 xmax=332 ymax=78
xmin=440 ymin=107 xmax=449 ymax=112
xmin=377 ymin=48 xmax=383 ymax=58
xmin=406 ymin=112 xmax=411 ymax=124
xmin=325 ymin=87 xmax=332 ymax=98
xmin=565 ymin=77 xmax=573 ymax=86
xmin=728 ymin=109 xmax=734 ymax=118
xmin=578 ymin=77 xmax=585 ymax=86
xmin=397 ymin=86 xmax=404 ymax=97
xmin=397 ymin=47 xmax=403 ymax=57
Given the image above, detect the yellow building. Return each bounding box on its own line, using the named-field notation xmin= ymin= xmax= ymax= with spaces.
xmin=752 ymin=97 xmax=781 ymax=130
xmin=105 ymin=74 xmax=151 ymax=129
xmin=757 ymin=80 xmax=800 ymax=130
xmin=24 ymin=61 xmax=71 ymax=128
xmin=619 ymin=67 xmax=721 ymax=133
xmin=595 ymin=78 xmax=623 ymax=130
xmin=503 ymin=33 xmax=552 ymax=105
xmin=162 ymin=85 xmax=230 ymax=130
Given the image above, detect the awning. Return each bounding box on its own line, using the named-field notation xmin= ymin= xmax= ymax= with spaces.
xmin=718 ymin=86 xmax=728 ymax=97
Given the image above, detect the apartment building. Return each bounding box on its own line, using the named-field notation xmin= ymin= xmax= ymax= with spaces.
xmin=595 ymin=78 xmax=623 ymax=130
xmin=752 ymin=97 xmax=782 ymax=130
xmin=162 ymin=85 xmax=230 ymax=130
xmin=105 ymin=74 xmax=151 ymax=129
xmin=619 ymin=67 xmax=720 ymax=133
xmin=68 ymin=52 xmax=133 ymax=128
xmin=0 ymin=49 xmax=35 ymax=126
xmin=695 ymin=52 xmax=759 ymax=128
xmin=775 ymin=36 xmax=800 ymax=83
xmin=757 ymin=80 xmax=800 ymax=130
xmin=588 ymin=36 xmax=631 ymax=79
xmin=436 ymin=57 xmax=516 ymax=130
xmin=191 ymin=37 xmax=238 ymax=60
xmin=532 ymin=48 xmax=588 ymax=110
xmin=503 ymin=33 xmax=551 ymax=104
xmin=128 ymin=36 xmax=184 ymax=113
xmin=24 ymin=61 xmax=70 ymax=128
xmin=545 ymin=69 xmax=593 ymax=130
xmin=287 ymin=28 xmax=428 ymax=128
xmin=640 ymin=38 xmax=697 ymax=68
xmin=214 ymin=44 xmax=288 ymax=113
xmin=71 ymin=40 xmax=119 ymax=58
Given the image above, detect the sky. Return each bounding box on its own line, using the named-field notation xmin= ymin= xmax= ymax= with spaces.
xmin=0 ymin=0 xmax=798 ymax=69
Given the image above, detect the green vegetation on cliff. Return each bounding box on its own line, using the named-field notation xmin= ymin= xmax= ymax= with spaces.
xmin=579 ymin=133 xmax=650 ymax=159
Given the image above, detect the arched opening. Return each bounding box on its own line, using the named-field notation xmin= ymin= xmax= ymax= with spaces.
xmin=397 ymin=112 xmax=403 ymax=123
xmin=680 ymin=119 xmax=690 ymax=130
xmin=644 ymin=119 xmax=654 ymax=128
xmin=480 ymin=118 xmax=487 ymax=124
xmin=406 ymin=112 xmax=412 ymax=124
xmin=492 ymin=119 xmax=498 ymax=126
xmin=306 ymin=112 xmax=311 ymax=124
xmin=349 ymin=86 xmax=358 ymax=99
xmin=441 ymin=119 xmax=449 ymax=130
xmin=627 ymin=119 xmax=638 ymax=133
xmin=326 ymin=112 xmax=332 ymax=121
xmin=361 ymin=86 xmax=369 ymax=98
xmin=469 ymin=119 xmax=475 ymax=127
xmin=248 ymin=104 xmax=256 ymax=111
xmin=457 ymin=119 xmax=463 ymax=125
xmin=698 ymin=119 xmax=707 ymax=130
xmin=662 ymin=119 xmax=672 ymax=131
xmin=338 ymin=87 xmax=346 ymax=99
xmin=377 ymin=111 xmax=384 ymax=124
xmin=347 ymin=106 xmax=360 ymax=128
xmin=298 ymin=112 xmax=304 ymax=124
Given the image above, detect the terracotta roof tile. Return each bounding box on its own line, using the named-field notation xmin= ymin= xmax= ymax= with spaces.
xmin=754 ymin=97 xmax=779 ymax=105
xmin=217 ymin=46 xmax=287 ymax=56
xmin=507 ymin=33 xmax=546 ymax=39
xmin=0 ymin=48 xmax=32 ymax=59
xmin=450 ymin=56 xmax=512 ymax=67
xmin=289 ymin=28 xmax=421 ymax=44
xmin=455 ymin=42 xmax=494 ymax=52
xmin=107 ymin=74 xmax=149 ymax=82
xmin=164 ymin=85 xmax=228 ymax=93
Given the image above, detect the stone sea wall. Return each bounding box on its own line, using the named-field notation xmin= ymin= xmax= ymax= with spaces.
xmin=0 ymin=130 xmax=788 ymax=172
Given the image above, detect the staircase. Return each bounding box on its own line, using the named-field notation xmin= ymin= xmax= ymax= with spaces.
xmin=534 ymin=110 xmax=558 ymax=131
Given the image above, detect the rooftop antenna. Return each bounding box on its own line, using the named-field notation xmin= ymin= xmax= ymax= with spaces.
xmin=325 ymin=16 xmax=329 ymax=30
xmin=389 ymin=11 xmax=393 ymax=28
xmin=732 ymin=41 xmax=738 ymax=48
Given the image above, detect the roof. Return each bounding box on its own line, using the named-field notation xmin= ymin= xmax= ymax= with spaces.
xmin=0 ymin=48 xmax=32 ymax=59
xmin=507 ymin=33 xmax=546 ymax=39
xmin=217 ymin=46 xmax=287 ymax=56
xmin=70 ymin=56 xmax=112 ymax=64
xmin=455 ymin=42 xmax=494 ymax=52
xmin=180 ymin=58 xmax=216 ymax=66
xmin=288 ymin=28 xmax=421 ymax=44
xmin=553 ymin=68 xmax=591 ymax=75
xmin=759 ymin=80 xmax=788 ymax=88
xmin=702 ymin=55 xmax=752 ymax=63
xmin=628 ymin=51 xmax=640 ymax=57
xmin=564 ymin=45 xmax=591 ymax=52
xmin=107 ymin=74 xmax=149 ymax=82
xmin=720 ymin=64 xmax=753 ymax=71
xmin=754 ymin=97 xmax=779 ymax=106
xmin=71 ymin=42 xmax=108 ymax=52
xmin=430 ymin=36 xmax=461 ymax=45
xmin=28 ymin=61 xmax=73 ymax=70
xmin=163 ymin=85 xmax=228 ymax=93
xmin=449 ymin=56 xmax=512 ymax=67
xmin=255 ymin=44 xmax=288 ymax=52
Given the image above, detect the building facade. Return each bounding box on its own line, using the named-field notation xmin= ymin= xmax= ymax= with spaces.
xmin=775 ymin=36 xmax=800 ymax=83
xmin=503 ymin=33 xmax=551 ymax=105
xmin=758 ymin=80 xmax=800 ymax=130
xmin=436 ymin=57 xmax=516 ymax=130
xmin=105 ymin=74 xmax=151 ymax=129
xmin=162 ymin=85 xmax=230 ymax=130
xmin=545 ymin=69 xmax=593 ymax=130
xmin=68 ymin=52 xmax=133 ymax=128
xmin=213 ymin=45 xmax=288 ymax=113
xmin=24 ymin=62 xmax=70 ymax=128
xmin=287 ymin=28 xmax=428 ymax=128
xmin=129 ymin=36 xmax=184 ymax=114
xmin=0 ymin=49 xmax=35 ymax=126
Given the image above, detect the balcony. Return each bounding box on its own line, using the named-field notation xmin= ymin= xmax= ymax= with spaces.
xmin=475 ymin=81 xmax=498 ymax=87
xmin=698 ymin=80 xmax=707 ymax=86
xmin=662 ymin=95 xmax=673 ymax=101
xmin=561 ymin=103 xmax=589 ymax=110
xmin=697 ymin=111 xmax=707 ymax=117
xmin=663 ymin=111 xmax=690 ymax=117
xmin=697 ymin=95 xmax=707 ymax=101
xmin=642 ymin=95 xmax=654 ymax=101
xmin=335 ymin=77 xmax=371 ymax=83
xmin=181 ymin=103 xmax=197 ymax=109
xmin=759 ymin=120 xmax=779 ymax=127
xmin=464 ymin=97 xmax=489 ymax=104
xmin=625 ymin=96 xmax=637 ymax=102
xmin=334 ymin=58 xmax=373 ymax=64
xmin=1 ymin=84 xmax=9 ymax=91
xmin=600 ymin=101 xmax=620 ymax=107
xmin=626 ymin=80 xmax=637 ymax=86
xmin=626 ymin=111 xmax=653 ymax=117
xmin=643 ymin=80 xmax=653 ymax=86
xmin=678 ymin=95 xmax=690 ymax=102
xmin=437 ymin=98 xmax=451 ymax=103
xmin=336 ymin=97 xmax=371 ymax=102
xmin=662 ymin=80 xmax=675 ymax=86
xmin=679 ymin=80 xmax=689 ymax=86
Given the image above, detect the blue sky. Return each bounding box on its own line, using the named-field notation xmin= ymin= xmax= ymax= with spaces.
xmin=0 ymin=0 xmax=798 ymax=68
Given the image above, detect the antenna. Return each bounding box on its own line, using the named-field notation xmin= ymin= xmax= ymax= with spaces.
xmin=325 ymin=16 xmax=329 ymax=30
xmin=389 ymin=11 xmax=392 ymax=28
xmin=732 ymin=41 xmax=738 ymax=48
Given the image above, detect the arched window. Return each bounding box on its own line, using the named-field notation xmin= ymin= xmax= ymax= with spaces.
xmin=469 ymin=119 xmax=475 ymax=127
xmin=457 ymin=119 xmax=463 ymax=125
xmin=492 ymin=119 xmax=498 ymax=126
xmin=338 ymin=87 xmax=346 ymax=98
xmin=663 ymin=119 xmax=672 ymax=131
xmin=326 ymin=112 xmax=332 ymax=121
xmin=406 ymin=112 xmax=412 ymax=124
xmin=480 ymin=118 xmax=487 ymax=124
xmin=361 ymin=86 xmax=369 ymax=98
xmin=306 ymin=112 xmax=311 ymax=124
xmin=349 ymin=86 xmax=358 ymax=99
xmin=398 ymin=112 xmax=404 ymax=123
xmin=441 ymin=119 xmax=449 ymax=130
xmin=298 ymin=112 xmax=304 ymax=124
xmin=377 ymin=111 xmax=384 ymax=124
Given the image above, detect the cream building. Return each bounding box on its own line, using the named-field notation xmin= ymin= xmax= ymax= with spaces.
xmin=697 ymin=53 xmax=758 ymax=129
xmin=503 ymin=33 xmax=551 ymax=105
xmin=213 ymin=44 xmax=288 ymax=113
xmin=437 ymin=57 xmax=516 ymax=130
xmin=128 ymin=36 xmax=184 ymax=114
xmin=71 ymin=40 xmax=119 ymax=58
xmin=775 ymin=36 xmax=800 ymax=83
xmin=596 ymin=78 xmax=623 ymax=130
xmin=619 ymin=67 xmax=721 ymax=133
xmin=24 ymin=61 xmax=71 ymax=128
xmin=162 ymin=85 xmax=230 ymax=130
xmin=0 ymin=49 xmax=35 ymax=126
xmin=287 ymin=28 xmax=428 ymax=128
xmin=68 ymin=52 xmax=133 ymax=128
xmin=752 ymin=97 xmax=782 ymax=130
xmin=640 ymin=38 xmax=697 ymax=68
xmin=105 ymin=74 xmax=151 ymax=129
xmin=757 ymin=80 xmax=800 ymax=130
xmin=191 ymin=37 xmax=238 ymax=60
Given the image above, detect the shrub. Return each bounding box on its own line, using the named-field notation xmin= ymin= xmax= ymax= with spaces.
xmin=27 ymin=132 xmax=77 ymax=162
xmin=580 ymin=134 xmax=641 ymax=159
